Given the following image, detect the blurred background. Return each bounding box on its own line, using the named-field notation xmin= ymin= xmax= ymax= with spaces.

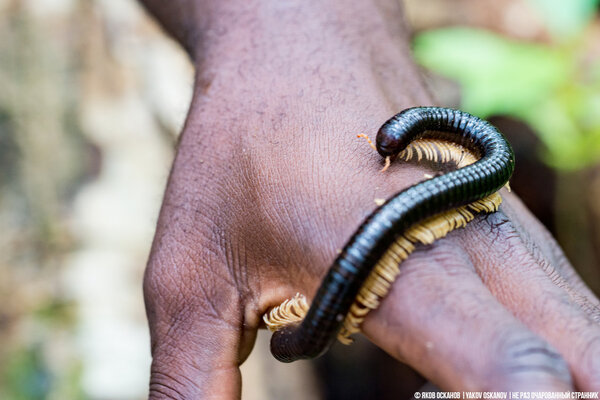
xmin=0 ymin=0 xmax=598 ymax=399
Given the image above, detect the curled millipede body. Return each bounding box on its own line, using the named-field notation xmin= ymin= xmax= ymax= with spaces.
xmin=268 ymin=107 xmax=515 ymax=362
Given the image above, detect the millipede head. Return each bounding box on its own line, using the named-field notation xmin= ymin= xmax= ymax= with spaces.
xmin=376 ymin=116 xmax=413 ymax=157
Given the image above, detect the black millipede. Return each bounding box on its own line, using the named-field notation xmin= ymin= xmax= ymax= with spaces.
xmin=268 ymin=107 xmax=515 ymax=363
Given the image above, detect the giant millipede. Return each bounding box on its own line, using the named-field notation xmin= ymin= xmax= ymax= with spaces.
xmin=264 ymin=107 xmax=515 ymax=362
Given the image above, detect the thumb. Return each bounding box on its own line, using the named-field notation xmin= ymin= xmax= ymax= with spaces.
xmin=148 ymin=321 xmax=243 ymax=399
xmin=144 ymin=249 xmax=254 ymax=399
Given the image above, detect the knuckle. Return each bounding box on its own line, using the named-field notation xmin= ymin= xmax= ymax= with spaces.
xmin=493 ymin=330 xmax=572 ymax=388
xmin=478 ymin=213 xmax=525 ymax=256
xmin=144 ymin=253 xmax=243 ymax=348
xmin=143 ymin=252 xmax=184 ymax=322
xmin=577 ymin=335 xmax=600 ymax=389
xmin=401 ymin=239 xmax=475 ymax=281
xmin=149 ymin=382 xmax=185 ymax=400
xmin=149 ymin=345 xmax=239 ymax=400
xmin=149 ymin=369 xmax=197 ymax=400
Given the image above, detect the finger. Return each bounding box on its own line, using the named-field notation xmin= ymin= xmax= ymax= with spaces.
xmin=362 ymin=240 xmax=573 ymax=391
xmin=148 ymin=320 xmax=243 ymax=400
xmin=501 ymin=192 xmax=600 ymax=309
xmin=144 ymin=238 xmax=256 ymax=399
xmin=465 ymin=211 xmax=600 ymax=390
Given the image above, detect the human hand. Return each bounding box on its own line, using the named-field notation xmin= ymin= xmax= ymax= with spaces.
xmin=140 ymin=1 xmax=600 ymax=398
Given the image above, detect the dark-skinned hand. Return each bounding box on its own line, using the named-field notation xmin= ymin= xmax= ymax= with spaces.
xmin=139 ymin=1 xmax=600 ymax=398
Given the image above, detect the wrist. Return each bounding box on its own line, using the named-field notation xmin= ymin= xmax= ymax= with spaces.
xmin=187 ymin=0 xmax=404 ymax=59
xmin=188 ymin=0 xmax=429 ymax=106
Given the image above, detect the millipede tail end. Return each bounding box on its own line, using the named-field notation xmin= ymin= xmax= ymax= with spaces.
xmin=264 ymin=293 xmax=309 ymax=332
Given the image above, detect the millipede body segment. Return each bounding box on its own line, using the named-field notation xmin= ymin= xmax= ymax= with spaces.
xmin=268 ymin=107 xmax=515 ymax=363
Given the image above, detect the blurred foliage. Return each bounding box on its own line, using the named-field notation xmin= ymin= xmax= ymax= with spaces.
xmin=0 ymin=345 xmax=85 ymax=400
xmin=0 ymin=346 xmax=51 ymax=400
xmin=527 ymin=0 xmax=598 ymax=39
xmin=413 ymin=0 xmax=600 ymax=170
xmin=0 ymin=0 xmax=192 ymax=398
xmin=0 ymin=109 xmax=19 ymax=188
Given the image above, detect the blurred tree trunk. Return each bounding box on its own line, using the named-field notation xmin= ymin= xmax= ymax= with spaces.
xmin=555 ymin=169 xmax=600 ymax=296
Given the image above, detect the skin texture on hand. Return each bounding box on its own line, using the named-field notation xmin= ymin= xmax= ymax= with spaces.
xmin=139 ymin=0 xmax=600 ymax=398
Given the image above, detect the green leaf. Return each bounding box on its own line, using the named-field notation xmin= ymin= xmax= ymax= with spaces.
xmin=413 ymin=28 xmax=571 ymax=119
xmin=413 ymin=27 xmax=600 ymax=170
